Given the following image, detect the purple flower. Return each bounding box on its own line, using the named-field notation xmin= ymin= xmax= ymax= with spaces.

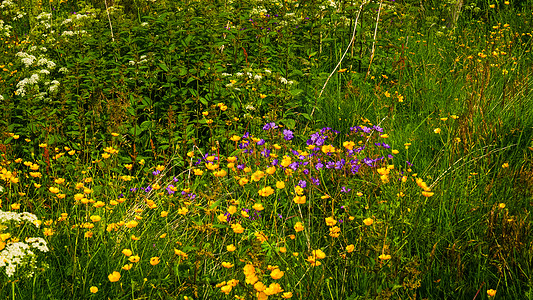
xmin=261 ymin=148 xmax=271 ymax=157
xmin=335 ymin=159 xmax=346 ymax=170
xmin=315 ymin=162 xmax=324 ymax=170
xmin=311 ymin=177 xmax=320 ymax=185
xmin=173 ymin=176 xmax=179 ymax=182
xmin=257 ymin=139 xmax=266 ymax=146
xmin=166 ymin=185 xmax=176 ymax=195
xmin=340 ymin=186 xmax=351 ymax=193
xmin=237 ymin=164 xmax=245 ymax=170
xmin=326 ymin=161 xmax=335 ymax=169
xmin=152 ymin=170 xmax=161 ymax=176
xmin=303 ymin=169 xmax=309 ymax=175
xmin=298 ymin=180 xmax=307 ymax=188
xmin=263 ymin=122 xmax=278 ymax=130
xmin=272 ymin=159 xmax=279 ymax=166
xmin=289 ymin=162 xmax=299 ymax=170
xmin=351 ymin=164 xmax=361 ymax=174
xmin=283 ymin=129 xmax=294 ymax=141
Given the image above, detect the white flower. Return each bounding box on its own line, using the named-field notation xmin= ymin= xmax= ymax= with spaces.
xmin=264 ymin=69 xmax=271 ymax=74
xmin=59 ymin=67 xmax=68 ymax=74
xmin=254 ymin=74 xmax=262 ymax=81
xmin=280 ymin=77 xmax=288 ymax=84
xmin=141 ymin=22 xmax=148 ymax=26
xmin=221 ymin=73 xmax=232 ymax=77
xmin=235 ymin=72 xmax=244 ymax=77
xmin=39 ymin=69 xmax=50 ymax=75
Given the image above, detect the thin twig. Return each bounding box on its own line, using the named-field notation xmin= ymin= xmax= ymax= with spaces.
xmin=104 ymin=0 xmax=115 ymax=43
xmin=311 ymin=0 xmax=368 ymax=117
xmin=365 ymin=0 xmax=384 ymax=79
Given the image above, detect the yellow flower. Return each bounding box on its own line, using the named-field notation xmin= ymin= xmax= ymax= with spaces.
xmin=125 ymin=220 xmax=138 ymax=228
xmin=379 ymin=254 xmax=391 ymax=260
xmin=226 ymin=244 xmax=236 ymax=252
xmin=422 ymin=191 xmax=434 ymax=197
xmin=282 ymin=292 xmax=293 ymax=299
xmin=487 ymin=289 xmax=497 ymax=297
xmin=11 ymin=203 xmax=20 ymax=210
xmin=363 ymin=218 xmax=374 ymax=226
xmin=266 ymin=166 xmax=276 ymax=175
xmin=49 ymin=187 xmax=60 ymax=194
xmin=329 ymin=226 xmax=341 ymax=238
xmin=43 ymin=228 xmax=54 ymax=236
xmin=499 ymin=203 xmax=506 ymax=209
xmin=102 ymin=153 xmax=111 ymax=159
xmin=129 ymin=255 xmax=140 ymax=263
xmin=193 ymin=169 xmax=204 ymax=175
xmin=178 ymin=207 xmax=189 ymax=215
xmin=222 ymin=262 xmax=234 ymax=268
xmin=294 ymin=222 xmax=304 ymax=232
xmin=251 ymin=170 xmax=265 ymax=182
xmin=258 ymin=186 xmax=274 ymax=197
xmin=434 ymin=128 xmax=441 ymax=134
xmin=92 ymin=201 xmax=104 ymax=208
xmin=231 ymin=223 xmax=244 ymax=234
xmin=213 ymin=169 xmax=227 ymax=177
xmin=270 ymin=268 xmax=284 ymax=280
xmin=174 ymin=249 xmax=188 ymax=259
xmin=90 ymin=215 xmax=101 ymax=222
xmin=254 ymin=281 xmax=267 ymax=292
xmin=276 ymin=181 xmax=285 ymax=189
xmin=90 ymin=286 xmax=98 ymax=293
xmin=293 ymin=195 xmax=306 ymax=204
xmin=161 ymin=211 xmax=168 ymax=217
xmin=150 ymin=257 xmax=160 ymax=266
xmin=122 ymin=249 xmax=133 ymax=256
xmin=108 ymin=271 xmax=121 ymax=282
xmin=54 ymin=178 xmax=65 ymax=184
xmin=325 ymin=217 xmax=337 ymax=226
xmin=502 ymin=162 xmax=509 ymax=168
xmin=253 ymin=203 xmax=265 ymax=211
xmin=346 ymin=244 xmax=355 ymax=253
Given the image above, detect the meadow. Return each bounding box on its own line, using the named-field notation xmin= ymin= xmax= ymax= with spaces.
xmin=0 ymin=0 xmax=532 ymax=299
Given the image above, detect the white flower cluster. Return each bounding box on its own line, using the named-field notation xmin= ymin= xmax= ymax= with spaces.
xmin=0 ymin=211 xmax=47 ymax=278
xmin=16 ymin=52 xmax=37 ymax=67
xmin=46 ymin=80 xmax=60 ymax=93
xmin=0 ymin=211 xmax=40 ymax=227
xmin=0 ymin=239 xmax=48 ymax=277
xmin=0 ymin=20 xmax=13 ymax=37
xmin=280 ymin=77 xmax=294 ymax=85
xmin=0 ymin=0 xmax=16 ymax=9
xmin=128 ymin=55 xmax=148 ymax=66
xmin=16 ymin=74 xmax=39 ymax=97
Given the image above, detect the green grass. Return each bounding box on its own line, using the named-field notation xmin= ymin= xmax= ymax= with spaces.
xmin=0 ymin=0 xmax=532 ymax=299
